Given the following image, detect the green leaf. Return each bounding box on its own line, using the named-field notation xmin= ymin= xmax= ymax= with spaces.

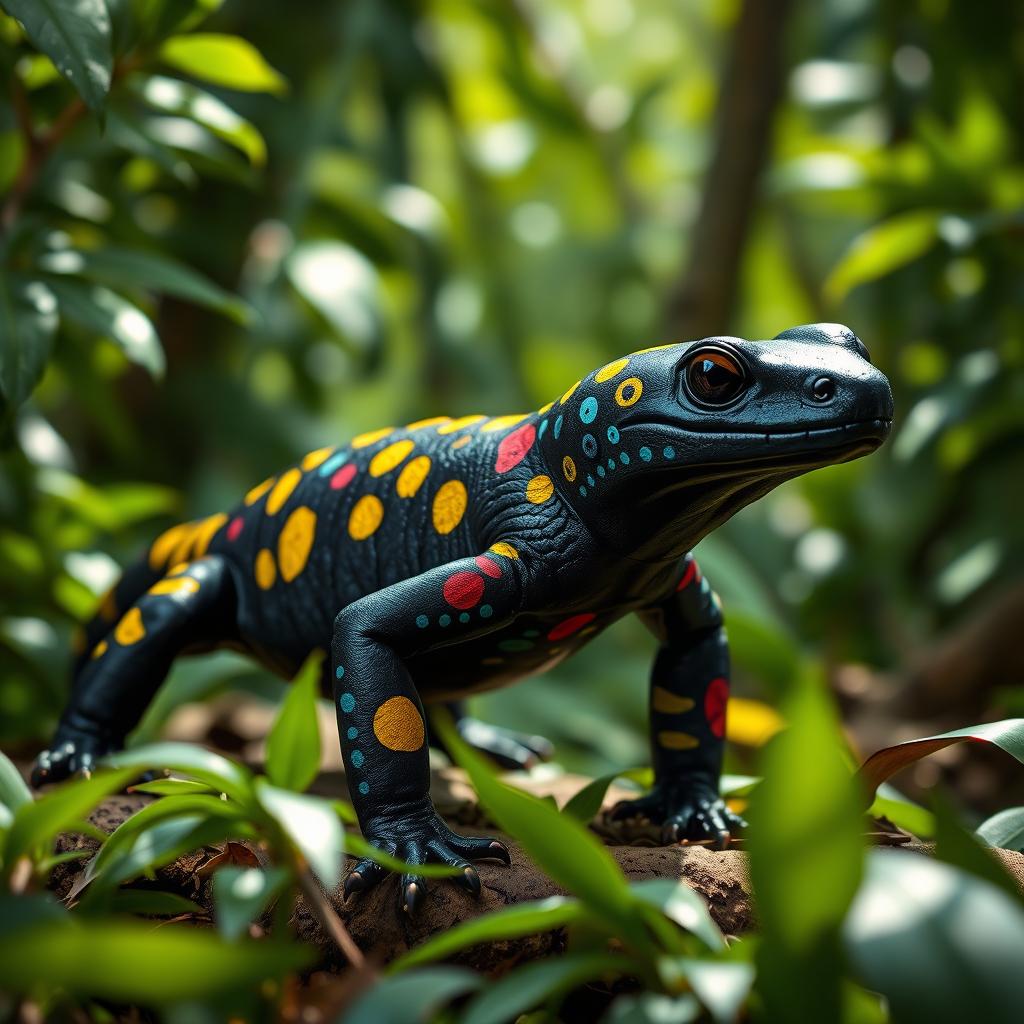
xmin=128 ymin=778 xmax=215 ymax=797
xmin=630 ymin=879 xmax=725 ymax=953
xmin=134 ymin=74 xmax=266 ymax=165
xmin=0 ymin=275 xmax=58 ymax=419
xmin=105 ymin=743 xmax=254 ymax=804
xmin=106 ymin=889 xmax=205 ymax=917
xmin=824 ymin=210 xmax=941 ymax=303
xmin=255 ymin=781 xmax=343 ymax=887
xmin=462 ymin=952 xmax=625 ymax=1024
xmin=0 ymin=916 xmax=312 ymax=1000
xmin=344 ymin=967 xmax=483 ymax=1024
xmin=657 ymin=959 xmax=755 ymax=1024
xmin=869 ymin=785 xmax=935 ymax=839
xmin=46 ymin=277 xmax=165 ymax=378
xmin=213 ymin=866 xmax=288 ymax=940
xmin=844 ymin=850 xmax=1024 ymax=1024
xmin=392 ymin=896 xmax=586 ymax=971
xmin=604 ymin=992 xmax=701 ymax=1024
xmin=159 ymin=34 xmax=287 ymax=94
xmin=0 ymin=749 xmax=32 ymax=814
xmin=2 ymin=0 xmax=112 ymax=112
xmin=38 ymin=247 xmax=253 ymax=324
xmin=265 ymin=652 xmax=322 ymax=792
xmin=855 ymin=718 xmax=1024 ymax=804
xmin=563 ymin=771 xmax=621 ymax=822
xmin=977 ymin=807 xmax=1024 ymax=853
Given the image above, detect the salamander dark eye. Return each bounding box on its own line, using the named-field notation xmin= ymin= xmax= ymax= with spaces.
xmin=685 ymin=350 xmax=747 ymax=407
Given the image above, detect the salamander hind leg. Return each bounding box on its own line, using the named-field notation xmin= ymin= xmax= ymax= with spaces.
xmin=32 ymin=557 xmax=237 ymax=786
xmin=430 ymin=701 xmax=554 ymax=770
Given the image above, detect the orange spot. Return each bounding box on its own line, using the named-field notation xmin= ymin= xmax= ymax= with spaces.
xmin=349 ymin=495 xmax=384 ymax=540
xmin=432 ymin=480 xmax=468 ymax=534
xmin=369 ymin=439 xmax=414 ymax=477
xmin=489 ymin=542 xmax=519 ymax=559
xmin=396 ymin=456 xmax=431 ymax=498
xmin=91 ymin=640 xmax=108 ymax=659
xmin=255 ymin=549 xmax=276 ymax=590
xmin=525 ymin=475 xmax=554 ymax=504
xmin=372 ymin=696 xmax=425 ymax=752
xmin=244 ymin=477 xmax=274 ymax=506
xmin=652 ymin=687 xmax=695 ymax=714
xmin=451 ymin=435 xmax=472 ymax=450
xmin=657 ymin=731 xmax=699 ymax=750
xmin=114 ymin=607 xmax=145 ymax=646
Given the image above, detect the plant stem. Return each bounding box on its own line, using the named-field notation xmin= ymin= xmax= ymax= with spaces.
xmin=297 ymin=867 xmax=375 ymax=978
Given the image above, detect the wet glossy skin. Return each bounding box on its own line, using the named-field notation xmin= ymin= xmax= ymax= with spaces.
xmin=33 ymin=322 xmax=893 ymax=914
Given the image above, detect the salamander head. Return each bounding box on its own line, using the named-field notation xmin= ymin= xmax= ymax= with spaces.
xmin=539 ymin=323 xmax=894 ymax=560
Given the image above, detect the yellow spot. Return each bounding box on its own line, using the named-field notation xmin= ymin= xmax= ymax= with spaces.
xmin=538 ymin=401 xmax=554 ymax=414
xmin=451 ymin=435 xmax=472 ymax=449
xmin=406 ymin=416 xmax=450 ymax=430
xmin=266 ymin=468 xmax=301 ymax=516
xmin=562 ymin=456 xmax=576 ymax=482
xmin=352 ymin=427 xmax=394 ymax=449
xmin=726 ymin=697 xmax=784 ymax=747
xmin=489 ymin=542 xmax=519 ymax=559
xmin=652 ymin=687 xmax=695 ymax=714
xmin=148 ymin=576 xmax=200 ymax=597
xmin=372 ymin=696 xmax=425 ymax=752
xmin=114 ymin=607 xmax=146 ymax=646
xmin=168 ymin=522 xmax=200 ymax=566
xmin=657 ymin=731 xmax=700 ymax=750
xmin=560 ymin=380 xmax=581 ymax=405
xmin=349 ymin=495 xmax=384 ymax=540
xmin=632 ymin=343 xmax=679 ymax=354
xmin=168 ymin=562 xmax=191 ymax=576
xmin=615 ymin=377 xmax=643 ymax=407
xmin=369 ymin=439 xmax=415 ymax=477
xmin=437 ymin=415 xmax=485 ymax=435
xmin=91 ymin=640 xmax=108 ymax=660
xmin=396 ymin=456 xmax=432 ymax=498
xmin=301 ymin=447 xmax=333 ymax=471
xmin=191 ymin=513 xmax=228 ymax=557
xmin=525 ymin=475 xmax=554 ymax=504
xmin=100 ymin=586 xmax=118 ymax=622
xmin=255 ymin=549 xmax=276 ymax=590
xmin=278 ymin=506 xmax=317 ymax=582
xmin=432 ymin=480 xmax=468 ymax=534
xmin=481 ymin=414 xmax=528 ymax=433
xmin=245 ymin=477 xmax=274 ymax=506
xmin=595 ymin=357 xmax=630 ymax=383
xmin=149 ymin=523 xmax=191 ymax=570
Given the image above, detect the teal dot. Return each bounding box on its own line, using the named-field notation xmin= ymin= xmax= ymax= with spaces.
xmin=347 ymin=726 xmax=358 ymax=740
xmin=597 ymin=465 xmax=606 ymax=478
xmin=663 ymin=446 xmax=675 ymax=459
xmin=587 ymin=474 xmax=595 ymax=487
xmin=459 ymin=612 xmax=470 ymax=624
xmin=554 ymin=415 xmax=564 ymax=439
xmin=579 ymin=397 xmax=598 ymax=424
xmin=318 ymin=451 xmax=348 ymax=477
xmin=579 ymin=485 xmax=587 ymax=497
xmin=639 ymin=446 xmax=652 ymax=462
xmin=582 ymin=433 xmax=598 ymax=458
xmin=415 ymin=614 xmax=429 ymax=628
xmin=539 ymin=419 xmax=549 ymax=438
xmin=607 ymin=458 xmax=616 ymax=470
xmin=480 ymin=605 xmax=493 ymax=618
xmin=620 ymin=451 xmax=630 ymax=465
xmin=340 ymin=692 xmax=355 ymax=713
xmin=606 ymin=425 xmax=620 ymax=443
xmin=439 ymin=614 xmax=452 ymax=627
xmin=351 ymin=750 xmax=364 ymax=768
xmin=335 ymin=665 xmax=345 ymax=679
xmin=358 ymin=781 xmax=369 ymax=796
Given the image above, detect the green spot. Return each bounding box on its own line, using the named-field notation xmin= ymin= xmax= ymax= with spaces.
xmin=499 ymin=638 xmax=533 ymax=653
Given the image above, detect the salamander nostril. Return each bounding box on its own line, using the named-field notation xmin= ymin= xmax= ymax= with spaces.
xmin=811 ymin=376 xmax=836 ymax=402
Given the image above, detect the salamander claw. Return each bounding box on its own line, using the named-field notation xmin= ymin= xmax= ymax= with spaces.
xmin=611 ymin=782 xmax=745 ymax=849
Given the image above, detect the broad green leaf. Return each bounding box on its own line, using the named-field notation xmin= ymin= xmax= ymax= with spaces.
xmin=824 ymin=209 xmax=941 ymax=302
xmin=563 ymin=771 xmax=621 ymax=822
xmin=462 ymin=952 xmax=625 ymax=1024
xmin=128 ymin=778 xmax=215 ymax=797
xmin=0 ymin=917 xmax=312 ymax=1000
xmin=106 ymin=889 xmax=205 ymax=917
xmin=213 ymin=866 xmax=288 ymax=940
xmin=844 ymin=850 xmax=1024 ymax=1024
xmin=0 ymin=893 xmax=68 ymax=938
xmin=0 ymin=275 xmax=58 ymax=419
xmin=747 ymin=671 xmax=864 ymax=1023
xmin=265 ymin=653 xmax=321 ymax=792
xmin=134 ymin=74 xmax=266 ymax=165
xmin=255 ymin=781 xmax=343 ymax=887
xmin=977 ymin=807 xmax=1024 ymax=853
xmin=856 ymin=718 xmax=1024 ymax=803
xmin=0 ymin=749 xmax=31 ymax=813
xmin=38 ymin=247 xmax=253 ymax=324
xmin=657 ymin=959 xmax=755 ymax=1024
xmin=433 ymin=712 xmax=643 ymax=944
xmin=105 ymin=743 xmax=253 ymax=804
xmin=344 ymin=967 xmax=482 ymax=1024
xmin=46 ymin=277 xmax=165 ymax=378
xmin=392 ymin=896 xmax=586 ymax=971
xmin=604 ymin=992 xmax=701 ymax=1023
xmin=2 ymin=0 xmax=111 ymax=112
xmin=159 ymin=34 xmax=287 ymax=94
xmin=869 ymin=785 xmax=935 ymax=839
xmin=630 ymin=879 xmax=725 ymax=953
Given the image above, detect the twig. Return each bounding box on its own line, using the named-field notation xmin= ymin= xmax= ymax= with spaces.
xmin=297 ymin=867 xmax=376 ymax=978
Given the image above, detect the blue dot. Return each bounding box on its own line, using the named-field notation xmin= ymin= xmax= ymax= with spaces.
xmin=480 ymin=605 xmax=493 ymax=618
xmin=335 ymin=665 xmax=345 ymax=679
xmin=607 ymin=458 xmax=616 ymax=471
xmin=606 ymin=425 xmax=620 ymax=443
xmin=539 ymin=419 xmax=548 ymax=439
xmin=597 ymin=465 xmax=606 ymax=478
xmin=415 ymin=614 xmax=429 ymax=628
xmin=620 ymin=451 xmax=630 ymax=465
xmin=579 ymin=397 xmax=598 ymax=424
xmin=351 ymin=750 xmax=364 ymax=768
xmin=358 ymin=781 xmax=369 ymax=796
xmin=439 ymin=614 xmax=451 ymax=627
xmin=582 ymin=434 xmax=597 ymax=458
xmin=663 ymin=446 xmax=675 ymax=459
xmin=639 ymin=446 xmax=652 ymax=462
xmin=579 ymin=486 xmax=587 ymax=497
xmin=587 ymin=474 xmax=595 ymax=487
xmin=459 ymin=612 xmax=470 ymax=624
xmin=554 ymin=415 xmax=563 ymax=439
xmin=347 ymin=726 xmax=358 ymax=740
xmin=318 ymin=451 xmax=348 ymax=477
xmin=340 ymin=692 xmax=355 ymax=713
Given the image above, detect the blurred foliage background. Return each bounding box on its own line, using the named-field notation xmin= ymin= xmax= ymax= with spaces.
xmin=2 ymin=0 xmax=1023 ymax=817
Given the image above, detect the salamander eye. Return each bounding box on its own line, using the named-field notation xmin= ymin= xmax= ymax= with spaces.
xmin=685 ymin=349 xmax=747 ymax=407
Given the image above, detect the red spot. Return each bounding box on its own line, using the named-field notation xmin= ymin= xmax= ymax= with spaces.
xmin=475 ymin=555 xmax=501 ymax=578
xmin=443 ymin=572 xmax=485 ymax=609
xmin=330 ymin=464 xmax=357 ymax=489
xmin=547 ymin=612 xmax=596 ymax=642
xmin=676 ymin=559 xmax=697 ymax=591
xmin=226 ymin=517 xmax=244 ymax=541
xmin=704 ymin=677 xmax=729 ymax=738
xmin=494 ymin=423 xmax=536 ymax=474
